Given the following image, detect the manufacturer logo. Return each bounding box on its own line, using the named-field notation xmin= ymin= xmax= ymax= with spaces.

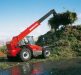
xmin=29 ymin=23 xmax=38 ymax=31
xmin=38 ymin=47 xmax=41 ymax=50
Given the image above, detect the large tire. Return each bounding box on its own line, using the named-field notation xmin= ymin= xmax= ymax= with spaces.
xmin=42 ymin=47 xmax=51 ymax=58
xmin=19 ymin=48 xmax=31 ymax=62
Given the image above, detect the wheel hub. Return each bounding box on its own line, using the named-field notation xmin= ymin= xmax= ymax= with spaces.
xmin=45 ymin=50 xmax=50 ymax=56
xmin=23 ymin=51 xmax=29 ymax=59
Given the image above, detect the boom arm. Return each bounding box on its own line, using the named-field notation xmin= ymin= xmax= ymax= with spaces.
xmin=38 ymin=9 xmax=57 ymax=23
xmin=17 ymin=9 xmax=57 ymax=43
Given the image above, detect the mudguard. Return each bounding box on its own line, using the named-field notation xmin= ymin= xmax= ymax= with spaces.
xmin=43 ymin=46 xmax=49 ymax=49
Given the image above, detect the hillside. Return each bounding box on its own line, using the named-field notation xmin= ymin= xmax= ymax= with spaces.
xmin=36 ymin=25 xmax=81 ymax=59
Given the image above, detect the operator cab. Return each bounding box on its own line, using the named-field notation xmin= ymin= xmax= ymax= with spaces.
xmin=22 ymin=36 xmax=35 ymax=45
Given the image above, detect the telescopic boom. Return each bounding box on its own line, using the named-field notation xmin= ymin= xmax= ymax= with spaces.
xmin=17 ymin=9 xmax=57 ymax=43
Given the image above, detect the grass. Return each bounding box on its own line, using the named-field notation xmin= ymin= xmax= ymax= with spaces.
xmin=0 ymin=62 xmax=23 ymax=70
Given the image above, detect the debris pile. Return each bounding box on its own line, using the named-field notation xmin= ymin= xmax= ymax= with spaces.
xmin=48 ymin=10 xmax=77 ymax=30
xmin=0 ymin=50 xmax=6 ymax=57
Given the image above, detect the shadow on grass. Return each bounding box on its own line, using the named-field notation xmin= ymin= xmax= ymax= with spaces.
xmin=33 ymin=55 xmax=44 ymax=59
xmin=0 ymin=57 xmax=19 ymax=62
xmin=0 ymin=55 xmax=44 ymax=62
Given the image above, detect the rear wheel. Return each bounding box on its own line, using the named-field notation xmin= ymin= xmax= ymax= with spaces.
xmin=19 ymin=48 xmax=31 ymax=62
xmin=42 ymin=47 xmax=51 ymax=58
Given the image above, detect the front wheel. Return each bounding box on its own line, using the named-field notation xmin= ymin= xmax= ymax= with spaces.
xmin=42 ymin=47 xmax=51 ymax=58
xmin=19 ymin=48 xmax=31 ymax=62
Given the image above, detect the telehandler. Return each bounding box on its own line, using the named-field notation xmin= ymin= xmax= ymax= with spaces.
xmin=6 ymin=9 xmax=57 ymax=62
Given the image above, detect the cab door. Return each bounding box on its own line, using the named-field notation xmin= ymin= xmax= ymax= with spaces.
xmin=26 ymin=36 xmax=42 ymax=56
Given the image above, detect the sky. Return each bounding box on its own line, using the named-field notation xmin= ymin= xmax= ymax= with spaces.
xmin=0 ymin=0 xmax=81 ymax=46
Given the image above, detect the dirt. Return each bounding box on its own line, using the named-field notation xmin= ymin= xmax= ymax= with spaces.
xmin=0 ymin=50 xmax=6 ymax=57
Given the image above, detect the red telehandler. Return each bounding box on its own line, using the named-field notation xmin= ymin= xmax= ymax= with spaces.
xmin=6 ymin=9 xmax=57 ymax=62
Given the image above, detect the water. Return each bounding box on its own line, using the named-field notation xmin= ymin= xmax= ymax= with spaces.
xmin=0 ymin=58 xmax=81 ymax=75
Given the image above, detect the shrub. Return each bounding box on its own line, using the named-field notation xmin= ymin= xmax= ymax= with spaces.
xmin=0 ymin=45 xmax=7 ymax=54
xmin=67 ymin=37 xmax=77 ymax=42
